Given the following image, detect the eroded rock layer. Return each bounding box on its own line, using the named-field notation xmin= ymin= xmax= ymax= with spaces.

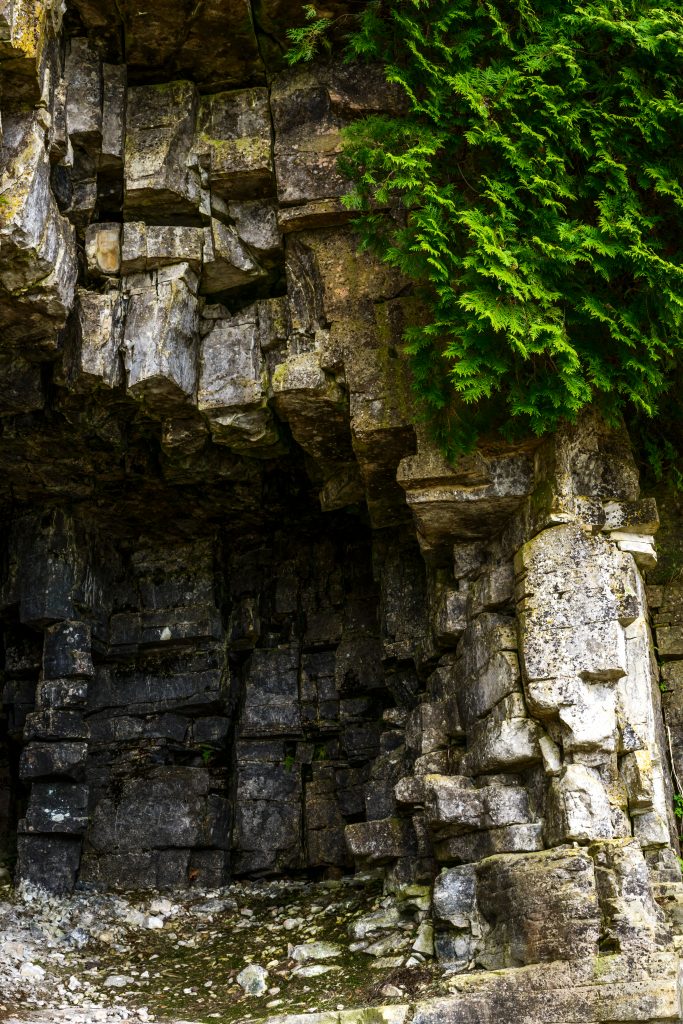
xmin=1 ymin=2 xmax=682 ymax=1022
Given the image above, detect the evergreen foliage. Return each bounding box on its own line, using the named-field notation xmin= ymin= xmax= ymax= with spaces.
xmin=288 ymin=0 xmax=683 ymax=458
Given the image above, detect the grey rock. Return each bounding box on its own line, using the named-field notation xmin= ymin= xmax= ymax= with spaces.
xmin=124 ymin=81 xmax=201 ymax=218
xmin=123 ymin=264 xmax=199 ymax=408
xmin=195 ymin=88 xmax=274 ymax=199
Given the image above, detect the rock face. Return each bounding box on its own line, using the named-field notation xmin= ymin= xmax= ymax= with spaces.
xmin=0 ymin=3 xmax=682 ymax=1022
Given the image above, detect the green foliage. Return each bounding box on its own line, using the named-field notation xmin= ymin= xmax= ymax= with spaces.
xmin=674 ymin=793 xmax=683 ymax=819
xmin=286 ymin=5 xmax=335 ymax=64
xmin=284 ymin=753 xmax=296 ymax=772
xmin=297 ymin=0 xmax=683 ymax=455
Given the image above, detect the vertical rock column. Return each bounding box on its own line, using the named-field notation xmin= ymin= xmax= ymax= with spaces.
xmin=17 ymin=621 xmax=92 ymax=893
xmin=8 ymin=512 xmax=102 ymax=893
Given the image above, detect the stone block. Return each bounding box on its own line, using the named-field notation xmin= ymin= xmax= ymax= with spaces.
xmin=38 ymin=679 xmax=88 ymax=709
xmin=271 ymin=61 xmax=399 ymax=205
xmin=655 ymin=624 xmax=683 ymax=659
xmin=124 ymin=81 xmax=201 ymax=218
xmin=85 ymin=223 xmax=121 ymax=277
xmin=398 ymin=446 xmax=534 ymax=555
xmin=457 ymin=650 xmax=522 ymax=730
xmin=90 ymin=660 xmax=223 ymax=714
xmin=101 ymin=63 xmax=126 ymax=169
xmin=433 ymin=587 xmax=468 ymax=646
xmin=123 ymin=264 xmax=199 ymax=407
xmin=461 ymin=716 xmax=541 ymax=775
xmin=411 ymin=951 xmax=682 ymax=1024
xmin=546 ymin=764 xmax=614 ymax=844
xmin=233 ymin=762 xmax=303 ymax=874
xmin=270 ymin=350 xmax=350 ymax=463
xmin=476 ymin=848 xmax=600 ymax=968
xmin=406 ymin=702 xmax=459 ymax=756
xmin=241 ymin=646 xmax=302 ymax=737
xmin=120 ymin=222 xmax=203 ymax=274
xmin=453 ymin=542 xmax=487 ymax=580
xmin=227 ymin=201 xmax=282 ymax=261
xmin=620 ymin=749 xmax=656 ymax=813
xmin=434 ymin=823 xmax=544 ymax=863
xmin=345 ymin=818 xmax=417 ymax=865
xmin=590 ymin=838 xmax=668 ymax=952
xmin=88 ymin=769 xmax=214 ymax=852
xmin=602 ymin=498 xmax=659 ymax=535
xmin=65 ymin=37 xmax=102 ymax=152
xmin=23 ymin=782 xmax=89 ymax=834
xmin=195 ymin=88 xmax=274 ymax=199
xmin=198 ymin=306 xmax=279 ymax=453
xmin=43 ymin=620 xmax=93 ymax=679
xmin=433 ymin=864 xmax=478 ymax=929
xmin=458 ymin=613 xmax=517 ymax=681
xmin=16 ymin=834 xmax=82 ymax=894
xmin=468 ymin=563 xmax=514 ymax=615
xmin=201 ymin=219 xmax=266 ymax=294
xmin=516 ymin=524 xmax=629 ymax=686
xmin=19 ymin=741 xmax=88 ymax=781
xmin=425 ymin=776 xmax=532 ymax=838
xmin=24 ymin=710 xmax=89 ymax=742
xmin=0 ymin=117 xmax=78 ymax=331
xmin=67 ymin=288 xmax=124 ymax=390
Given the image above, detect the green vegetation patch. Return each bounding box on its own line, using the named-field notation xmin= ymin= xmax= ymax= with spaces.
xmin=289 ymin=0 xmax=683 ymax=465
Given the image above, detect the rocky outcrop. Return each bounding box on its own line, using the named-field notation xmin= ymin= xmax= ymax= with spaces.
xmin=0 ymin=3 xmax=682 ymax=1022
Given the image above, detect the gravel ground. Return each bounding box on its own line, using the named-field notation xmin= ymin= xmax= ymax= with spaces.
xmin=0 ymin=876 xmax=447 ymax=1024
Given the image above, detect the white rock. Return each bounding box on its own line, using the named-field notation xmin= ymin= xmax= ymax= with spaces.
xmin=236 ymin=963 xmax=268 ymax=996
xmin=104 ymin=974 xmax=135 ymax=988
xmin=289 ymin=941 xmax=344 ymax=962
xmin=292 ymin=964 xmax=341 ymax=977
xmin=20 ymin=962 xmax=46 ymax=982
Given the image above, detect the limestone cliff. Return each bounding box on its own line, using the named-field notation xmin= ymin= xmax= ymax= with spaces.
xmin=1 ymin=2 xmax=682 ymax=1022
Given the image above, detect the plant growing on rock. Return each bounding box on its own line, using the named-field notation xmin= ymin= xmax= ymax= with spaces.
xmin=289 ymin=0 xmax=683 ymax=463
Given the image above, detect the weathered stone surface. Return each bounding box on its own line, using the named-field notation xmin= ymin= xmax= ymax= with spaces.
xmin=23 ymin=782 xmax=89 ymax=834
xmin=19 ymin=742 xmax=88 ymax=781
xmin=434 ymin=824 xmax=544 ymax=864
xmin=124 ymin=81 xmax=201 ymax=218
xmin=271 ymin=61 xmax=399 ymax=206
xmin=43 ymin=621 xmax=93 ymax=679
xmin=120 ymin=223 xmax=203 ymax=275
xmin=398 ymin=445 xmax=534 ymax=554
xmin=122 ymin=264 xmax=199 ymax=407
xmin=546 ymin=764 xmax=614 ymax=845
xmin=590 ymin=838 xmax=668 ymax=952
xmin=424 ymin=776 xmax=532 ymax=838
xmin=476 ymin=847 xmax=600 ymax=968
xmin=457 ymin=650 xmax=522 ymax=730
xmin=195 ymin=88 xmax=274 ymax=199
xmin=67 ymin=288 xmax=124 ymax=390
xmin=0 ymin=116 xmax=78 ymax=339
xmin=65 ymin=38 xmax=102 ymax=152
xmin=85 ymin=223 xmax=122 ymax=277
xmin=461 ymin=716 xmax=542 ymax=775
xmin=201 ymin=219 xmax=266 ymax=293
xmin=346 ymin=818 xmax=417 ymax=865
xmin=88 ymin=769 xmax=226 ymax=852
xmin=197 ymin=303 xmax=278 ymax=452
xmin=16 ymin=835 xmax=83 ymax=894
xmin=412 ymin=952 xmax=682 ymax=1024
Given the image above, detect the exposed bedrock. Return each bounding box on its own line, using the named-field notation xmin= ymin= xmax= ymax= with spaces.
xmin=0 ymin=2 xmax=682 ymax=1021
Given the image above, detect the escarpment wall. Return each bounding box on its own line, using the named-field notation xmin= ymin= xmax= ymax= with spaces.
xmin=1 ymin=2 xmax=683 ymax=1020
